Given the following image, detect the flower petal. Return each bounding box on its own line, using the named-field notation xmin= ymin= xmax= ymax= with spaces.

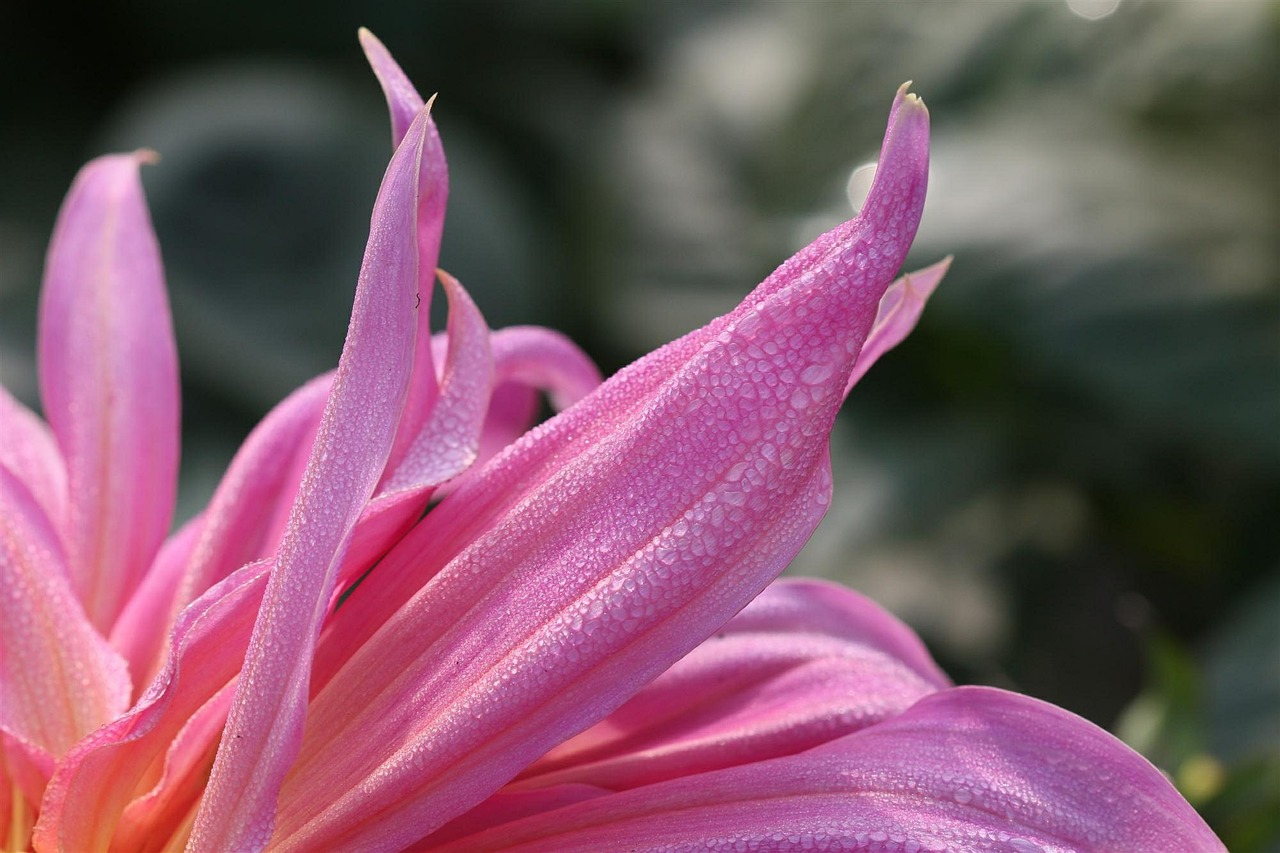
xmin=325 ymin=270 xmax=495 ymax=610
xmin=37 ymin=152 xmax=180 ymax=631
xmin=33 ymin=560 xmax=269 ymax=853
xmin=360 ymin=28 xmax=452 ymax=485
xmin=186 ymin=105 xmax=434 ymax=853
xmin=432 ymin=687 xmax=1223 ymax=852
xmin=108 ymin=514 xmax=205 ymax=691
xmin=269 ymin=87 xmax=931 ymax=852
xmin=0 ymin=468 xmax=130 ymax=799
xmin=845 ymin=256 xmax=951 ymax=396
xmin=382 ymin=271 xmax=492 ymax=494
xmin=474 ymin=326 xmax=603 ymax=469
xmin=359 ymin=28 xmax=426 ymax=148
xmin=512 ymin=579 xmax=948 ymax=792
xmin=0 ymin=384 xmax=66 ymax=538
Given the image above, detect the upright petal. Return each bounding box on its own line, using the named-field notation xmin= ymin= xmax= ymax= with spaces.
xmin=38 ymin=152 xmax=180 ymax=631
xmin=186 ymin=105 xmax=434 ymax=853
xmin=269 ymin=88 xmax=932 ymax=852
xmin=360 ymin=28 xmax=452 ymax=482
xmin=431 ymin=687 xmax=1223 ymax=852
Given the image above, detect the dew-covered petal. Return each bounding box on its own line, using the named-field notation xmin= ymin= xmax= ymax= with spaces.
xmin=109 ymin=514 xmax=205 ymax=691
xmin=361 ymin=28 xmax=451 ymax=483
xmin=431 ymin=687 xmax=1223 ymax=853
xmin=268 ymin=89 xmax=931 ymax=853
xmin=33 ymin=560 xmax=268 ymax=853
xmin=513 ymin=579 xmax=947 ymax=792
xmin=172 ymin=373 xmax=331 ymax=606
xmin=325 ymin=271 xmax=495 ymax=610
xmin=186 ymin=106 xmax=433 ymax=853
xmin=37 ymin=152 xmax=180 ymax=631
xmin=0 ymin=384 xmax=66 ymax=539
xmin=0 ymin=468 xmax=130 ymax=801
xmin=466 ymin=326 xmax=603 ymax=478
xmin=309 ymin=85 xmax=934 ymax=702
xmin=382 ymin=271 xmax=492 ymax=495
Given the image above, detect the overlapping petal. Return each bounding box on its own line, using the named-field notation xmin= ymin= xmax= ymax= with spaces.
xmin=186 ymin=104 xmax=436 ymax=851
xmin=426 ymin=687 xmax=1223 ymax=852
xmin=7 ymin=29 xmax=1224 ymax=853
xmin=511 ymin=579 xmax=949 ymax=793
xmin=0 ymin=470 xmax=130 ymax=807
xmin=261 ymin=87 xmax=932 ymax=853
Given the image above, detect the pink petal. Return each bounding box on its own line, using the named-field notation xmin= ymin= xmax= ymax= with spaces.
xmin=0 ymin=384 xmax=66 ymax=539
xmin=421 ymin=784 xmax=609 ymax=850
xmin=326 ymin=271 xmax=495 ymax=608
xmin=432 ymin=687 xmax=1223 ymax=852
xmin=512 ymin=579 xmax=947 ymax=792
xmin=269 ymin=88 xmax=931 ymax=852
xmin=38 ymin=152 xmax=180 ymax=631
xmin=845 ymin=256 xmax=951 ymax=396
xmin=0 ymin=468 xmax=130 ymax=798
xmin=360 ymin=28 xmax=452 ymax=485
xmin=112 ymin=371 xmax=331 ymax=690
xmin=359 ymin=28 xmax=427 ymax=148
xmin=187 ymin=106 xmax=435 ymax=852
xmin=173 ymin=372 xmax=332 ymax=606
xmin=108 ymin=513 xmax=205 ymax=691
xmin=34 ymin=559 xmax=268 ymax=853
xmin=488 ymin=326 xmax=604 ymax=414
xmin=381 ymin=271 xmax=492 ymax=494
xmin=476 ymin=326 xmax=604 ymax=470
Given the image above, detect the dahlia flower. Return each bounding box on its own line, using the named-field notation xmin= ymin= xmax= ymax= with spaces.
xmin=0 ymin=30 xmax=1220 ymax=853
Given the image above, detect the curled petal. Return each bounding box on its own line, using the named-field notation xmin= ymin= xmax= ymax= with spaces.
xmin=268 ymin=88 xmax=931 ymax=852
xmin=382 ymin=271 xmax=492 ymax=494
xmin=434 ymin=687 xmax=1223 ymax=852
xmin=479 ymin=326 xmax=604 ymax=465
xmin=488 ymin=326 xmax=604 ymax=413
xmin=38 ymin=152 xmax=180 ymax=631
xmin=187 ymin=105 xmax=434 ymax=852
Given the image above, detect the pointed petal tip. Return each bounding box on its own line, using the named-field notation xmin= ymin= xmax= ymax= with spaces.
xmin=356 ymin=26 xmax=381 ymax=52
xmin=134 ymin=148 xmax=161 ymax=166
xmin=904 ymin=255 xmax=952 ymax=296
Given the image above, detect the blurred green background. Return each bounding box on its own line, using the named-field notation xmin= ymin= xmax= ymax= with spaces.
xmin=1 ymin=0 xmax=1276 ymax=845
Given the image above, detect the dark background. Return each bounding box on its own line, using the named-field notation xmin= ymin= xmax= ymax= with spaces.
xmin=2 ymin=1 xmax=1276 ymax=845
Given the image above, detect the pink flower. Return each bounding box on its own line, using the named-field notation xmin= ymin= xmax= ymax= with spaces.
xmin=0 ymin=30 xmax=1220 ymax=853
